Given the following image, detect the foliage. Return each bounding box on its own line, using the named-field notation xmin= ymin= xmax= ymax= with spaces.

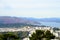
xmin=17 ymin=31 xmax=29 ymax=39
xmin=29 ymin=30 xmax=55 ymax=40
xmin=0 ymin=31 xmax=29 ymax=40
xmin=53 ymin=27 xmax=60 ymax=31
xmin=0 ymin=32 xmax=20 ymax=40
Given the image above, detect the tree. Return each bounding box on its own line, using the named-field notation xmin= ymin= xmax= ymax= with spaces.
xmin=29 ymin=30 xmax=55 ymax=40
xmin=45 ymin=30 xmax=55 ymax=39
xmin=0 ymin=34 xmax=4 ymax=40
xmin=0 ymin=32 xmax=20 ymax=40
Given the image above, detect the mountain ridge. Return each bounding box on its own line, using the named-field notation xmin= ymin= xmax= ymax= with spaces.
xmin=0 ymin=16 xmax=60 ymax=23
xmin=0 ymin=16 xmax=60 ymax=27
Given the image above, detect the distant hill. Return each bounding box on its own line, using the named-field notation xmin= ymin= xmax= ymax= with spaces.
xmin=25 ymin=18 xmax=60 ymax=23
xmin=0 ymin=16 xmax=40 ymax=24
xmin=39 ymin=18 xmax=60 ymax=23
xmin=0 ymin=16 xmax=41 ymax=27
xmin=0 ymin=16 xmax=60 ymax=28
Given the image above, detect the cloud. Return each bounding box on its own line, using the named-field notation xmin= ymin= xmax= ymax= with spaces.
xmin=0 ymin=0 xmax=60 ymax=18
xmin=0 ymin=0 xmax=60 ymax=9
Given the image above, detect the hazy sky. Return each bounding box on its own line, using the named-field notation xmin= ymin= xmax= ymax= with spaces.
xmin=0 ymin=0 xmax=60 ymax=18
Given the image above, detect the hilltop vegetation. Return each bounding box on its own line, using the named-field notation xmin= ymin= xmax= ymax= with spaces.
xmin=29 ymin=30 xmax=55 ymax=40
xmin=0 ymin=31 xmax=29 ymax=40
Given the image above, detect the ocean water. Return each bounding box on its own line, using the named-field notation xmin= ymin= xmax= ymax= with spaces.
xmin=41 ymin=22 xmax=60 ymax=28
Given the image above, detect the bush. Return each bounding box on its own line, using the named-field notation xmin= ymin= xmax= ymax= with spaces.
xmin=29 ymin=30 xmax=55 ymax=40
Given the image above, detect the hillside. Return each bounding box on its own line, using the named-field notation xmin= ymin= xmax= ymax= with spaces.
xmin=0 ymin=16 xmax=60 ymax=28
xmin=0 ymin=16 xmax=40 ymax=24
xmin=0 ymin=16 xmax=41 ymax=27
xmin=39 ymin=18 xmax=60 ymax=23
xmin=27 ymin=18 xmax=60 ymax=23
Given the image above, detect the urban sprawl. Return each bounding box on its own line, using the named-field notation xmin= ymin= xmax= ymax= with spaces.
xmin=0 ymin=26 xmax=60 ymax=40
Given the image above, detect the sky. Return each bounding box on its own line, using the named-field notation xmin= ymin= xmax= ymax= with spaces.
xmin=0 ymin=0 xmax=60 ymax=18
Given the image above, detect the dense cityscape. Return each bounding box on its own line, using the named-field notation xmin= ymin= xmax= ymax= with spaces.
xmin=0 ymin=26 xmax=60 ymax=40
